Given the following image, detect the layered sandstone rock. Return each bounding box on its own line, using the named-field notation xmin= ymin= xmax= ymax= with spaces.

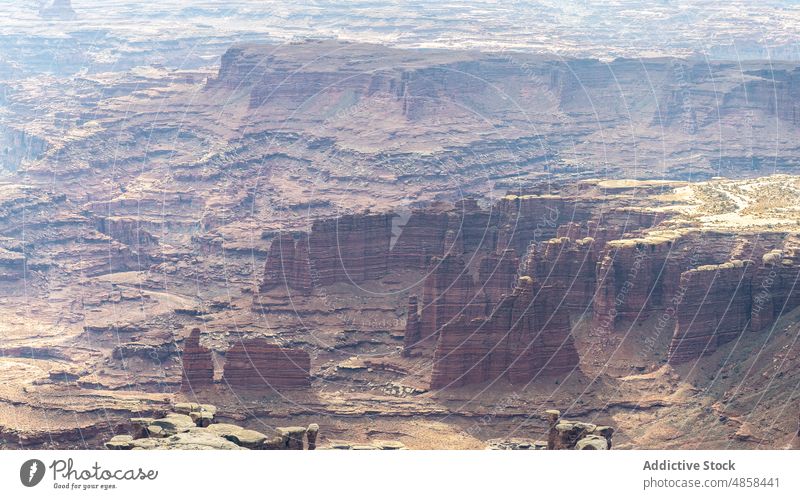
xmin=180 ymin=328 xmax=214 ymax=391
xmin=405 ymin=249 xmax=517 ymax=357
xmin=222 ymin=339 xmax=311 ymax=390
xmin=449 ymin=198 xmax=495 ymax=253
xmin=430 ymin=276 xmax=579 ymax=389
xmin=411 ymin=254 xmax=482 ymax=354
xmin=389 ymin=208 xmax=450 ymax=269
xmin=260 ymin=233 xmax=313 ymax=294
xmin=751 ymin=249 xmax=800 ymax=331
xmin=544 ymin=409 xmax=613 ymax=450
xmin=306 ymin=423 xmax=319 ymax=450
xmin=308 ymin=212 xmax=395 ymax=286
xmin=592 ymin=230 xmax=738 ymax=331
xmin=668 ymin=261 xmax=754 ymax=364
xmin=593 ymin=236 xmax=673 ymax=328
xmin=257 ymin=212 xmax=396 ymax=297
xmin=494 ymin=194 xmax=594 ymax=254
xmin=401 ymin=295 xmax=422 ymax=356
xmin=477 ymin=250 xmax=519 ymax=305
xmin=389 ymin=199 xmax=494 ymax=270
xmin=524 ymin=236 xmax=597 ymax=313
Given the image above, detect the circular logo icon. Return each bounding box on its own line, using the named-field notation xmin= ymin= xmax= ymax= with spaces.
xmin=20 ymin=459 xmax=45 ymax=487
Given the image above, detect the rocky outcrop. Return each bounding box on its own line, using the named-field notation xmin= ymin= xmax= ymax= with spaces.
xmin=174 ymin=403 xmax=217 ymax=428
xmin=390 ymin=208 xmax=450 ymax=269
xmin=430 ymin=276 xmax=579 ymax=389
xmin=494 ymin=194 xmax=594 ymax=254
xmin=401 ymin=295 xmax=422 ymax=356
xmin=668 ymin=261 xmax=754 ymax=364
xmin=222 ymin=340 xmax=311 ymax=391
xmin=477 ymin=250 xmax=519 ymax=305
xmin=180 ymin=328 xmax=214 ymax=391
xmin=751 ymin=249 xmax=800 ymax=331
xmin=107 ymin=403 xmax=320 ymax=450
xmin=259 ymin=233 xmax=313 ymax=295
xmin=545 ymin=409 xmax=613 ymax=450
xmin=523 ymin=236 xmax=598 ymax=313
xmin=407 ymin=254 xmax=482 ymax=355
xmin=307 ymin=212 xmax=395 ymax=286
xmin=306 ymin=423 xmax=319 ymax=450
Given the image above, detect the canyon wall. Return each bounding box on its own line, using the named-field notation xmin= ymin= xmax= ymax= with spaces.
xmin=523 ymin=235 xmax=598 ymax=314
xmin=308 ymin=212 xmax=395 ymax=286
xmin=259 ymin=212 xmax=395 ymax=294
xmin=180 ymin=328 xmax=214 ymax=391
xmin=430 ymin=276 xmax=579 ymax=389
xmin=668 ymin=261 xmax=754 ymax=363
xmin=260 ymin=233 xmax=313 ymax=295
xmin=592 ymin=230 xmax=752 ymax=331
xmin=221 ymin=339 xmax=311 ymax=390
xmin=751 ymin=249 xmax=800 ymax=332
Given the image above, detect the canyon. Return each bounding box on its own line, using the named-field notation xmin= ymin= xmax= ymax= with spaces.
xmin=0 ymin=38 xmax=799 ymax=450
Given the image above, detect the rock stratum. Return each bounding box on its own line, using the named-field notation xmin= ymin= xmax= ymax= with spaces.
xmin=0 ymin=40 xmax=798 ymax=450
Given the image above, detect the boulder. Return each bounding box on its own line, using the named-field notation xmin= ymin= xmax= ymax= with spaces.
xmin=277 ymin=426 xmax=307 ymax=450
xmin=306 ymin=423 xmax=319 ymax=450
xmin=576 ymin=435 xmax=609 ymax=450
xmin=207 ymin=423 xmax=269 ymax=449
xmin=146 ymin=413 xmax=195 ymax=437
xmin=105 ymin=435 xmax=134 ymax=450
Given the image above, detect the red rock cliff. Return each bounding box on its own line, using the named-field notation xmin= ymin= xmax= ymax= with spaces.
xmin=260 ymin=233 xmax=313 ymax=295
xmin=308 ymin=212 xmax=395 ymax=286
xmin=667 ymin=261 xmax=753 ymax=364
xmin=222 ymin=340 xmax=311 ymax=391
xmin=180 ymin=328 xmax=214 ymax=391
xmin=430 ymin=276 xmax=579 ymax=389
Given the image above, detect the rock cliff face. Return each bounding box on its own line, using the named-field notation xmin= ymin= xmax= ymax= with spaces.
xmin=404 ymin=249 xmax=520 ymax=357
xmin=668 ymin=261 xmax=754 ymax=363
xmin=523 ymin=236 xmax=598 ymax=313
xmin=592 ymin=230 xmax=746 ymax=331
xmin=307 ymin=212 xmax=395 ymax=286
xmin=430 ymin=276 xmax=579 ymax=389
xmin=593 ymin=237 xmax=675 ymax=328
xmin=389 ymin=209 xmax=450 ymax=270
xmin=389 ymin=199 xmax=495 ymax=271
xmin=411 ymin=254 xmax=482 ymax=355
xmin=751 ymin=249 xmax=800 ymax=332
xmin=257 ymin=211 xmax=396 ymax=296
xmin=401 ymin=295 xmax=422 ymax=357
xmin=222 ymin=340 xmax=311 ymax=390
xmin=260 ymin=233 xmax=313 ymax=295
xmin=96 ymin=216 xmax=158 ymax=248
xmin=180 ymin=328 xmax=214 ymax=391
xmin=477 ymin=250 xmax=519 ymax=305
xmin=494 ymin=195 xmax=595 ymax=254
